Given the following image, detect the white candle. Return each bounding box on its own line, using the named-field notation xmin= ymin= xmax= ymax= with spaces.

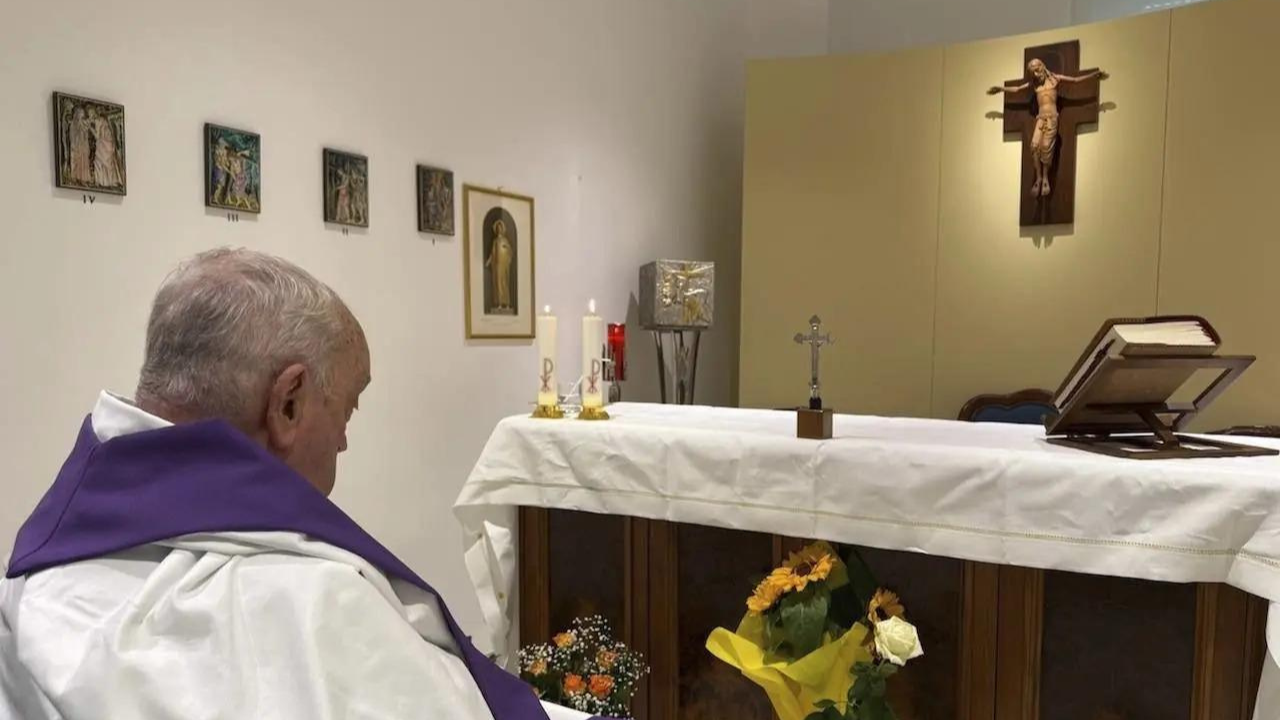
xmin=537 ymin=306 xmax=558 ymax=407
xmin=581 ymin=299 xmax=605 ymax=409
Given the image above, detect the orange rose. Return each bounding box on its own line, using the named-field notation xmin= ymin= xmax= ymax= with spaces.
xmin=589 ymin=674 xmax=615 ymax=699
xmin=596 ymin=649 xmax=619 ymax=670
xmin=553 ymin=632 xmax=576 ymax=649
xmin=563 ymin=673 xmax=587 ymax=696
xmin=528 ymin=658 xmax=548 ymax=677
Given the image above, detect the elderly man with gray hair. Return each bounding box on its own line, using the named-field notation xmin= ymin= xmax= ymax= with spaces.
xmin=0 ymin=249 xmax=590 ymax=720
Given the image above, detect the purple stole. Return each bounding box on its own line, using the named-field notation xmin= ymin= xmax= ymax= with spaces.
xmin=7 ymin=418 xmax=552 ymax=720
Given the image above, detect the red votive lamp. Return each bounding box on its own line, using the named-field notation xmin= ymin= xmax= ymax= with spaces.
xmin=607 ymin=323 xmax=626 ymax=382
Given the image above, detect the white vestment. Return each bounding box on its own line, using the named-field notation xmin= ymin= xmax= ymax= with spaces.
xmin=0 ymin=392 xmax=586 ymax=720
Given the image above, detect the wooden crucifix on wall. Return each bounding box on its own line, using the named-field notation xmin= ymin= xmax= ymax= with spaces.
xmin=988 ymin=41 xmax=1108 ymax=226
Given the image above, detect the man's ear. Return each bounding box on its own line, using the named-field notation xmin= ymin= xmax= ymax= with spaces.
xmin=265 ymin=363 xmax=309 ymax=453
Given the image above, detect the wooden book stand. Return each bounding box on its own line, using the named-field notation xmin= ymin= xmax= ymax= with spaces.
xmin=1044 ymin=355 xmax=1278 ymax=460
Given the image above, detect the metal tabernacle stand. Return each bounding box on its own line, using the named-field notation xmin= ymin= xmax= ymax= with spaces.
xmin=639 ymin=259 xmax=715 ymax=405
xmin=652 ymin=329 xmax=703 ymax=405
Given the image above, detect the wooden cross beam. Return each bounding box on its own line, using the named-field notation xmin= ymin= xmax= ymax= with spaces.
xmin=990 ymin=41 xmax=1106 ymax=226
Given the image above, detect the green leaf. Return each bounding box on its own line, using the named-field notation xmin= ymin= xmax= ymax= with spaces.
xmin=850 ymin=674 xmax=872 ymax=703
xmin=878 ymin=663 xmax=899 ymax=678
xmin=840 ymin=546 xmax=881 ymax=613
xmin=857 ymin=697 xmax=892 ymax=720
xmin=779 ymin=586 xmax=830 ymax=657
xmin=815 ymin=699 xmax=837 ymax=709
xmin=828 ymin=580 xmax=862 ymax=630
xmin=761 ymin=616 xmax=783 ymax=655
xmin=822 ymin=707 xmax=845 ymax=720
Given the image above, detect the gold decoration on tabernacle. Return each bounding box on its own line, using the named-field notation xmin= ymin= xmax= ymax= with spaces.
xmin=639 ymin=259 xmax=715 ymax=330
xmin=661 ymin=262 xmax=713 ymax=327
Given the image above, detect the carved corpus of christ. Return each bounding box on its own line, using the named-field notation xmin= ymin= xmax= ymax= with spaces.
xmin=987 ymin=41 xmax=1108 ymax=226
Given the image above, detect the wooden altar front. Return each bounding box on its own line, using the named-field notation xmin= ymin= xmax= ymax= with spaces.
xmin=518 ymin=508 xmax=1268 ymax=720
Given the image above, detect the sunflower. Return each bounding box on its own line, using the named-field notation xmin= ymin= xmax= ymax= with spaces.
xmin=747 ymin=574 xmax=785 ymax=614
xmin=783 ymin=544 xmax=835 ymax=592
xmin=867 ymin=588 xmax=905 ymax=624
xmin=767 ymin=567 xmax=799 ymax=592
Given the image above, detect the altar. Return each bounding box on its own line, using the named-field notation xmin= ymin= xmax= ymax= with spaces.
xmin=455 ymin=403 xmax=1280 ymax=719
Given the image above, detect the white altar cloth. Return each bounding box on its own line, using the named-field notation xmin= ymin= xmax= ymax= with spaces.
xmin=454 ymin=403 xmax=1280 ymax=715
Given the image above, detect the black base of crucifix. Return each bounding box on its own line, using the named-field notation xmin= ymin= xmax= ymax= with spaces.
xmin=999 ymin=40 xmax=1102 ymax=227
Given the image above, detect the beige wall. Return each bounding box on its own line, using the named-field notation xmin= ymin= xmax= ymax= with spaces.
xmin=1157 ymin=0 xmax=1280 ymax=429
xmin=740 ymin=50 xmax=943 ymax=415
xmin=932 ymin=12 xmax=1171 ymax=417
xmin=741 ymin=0 xmax=1277 ymax=427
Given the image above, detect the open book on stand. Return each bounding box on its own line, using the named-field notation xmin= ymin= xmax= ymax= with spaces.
xmin=1044 ymin=316 xmax=1278 ymax=459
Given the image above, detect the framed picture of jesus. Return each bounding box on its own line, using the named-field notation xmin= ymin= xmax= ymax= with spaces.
xmin=323 ymin=148 xmax=369 ymax=228
xmin=204 ymin=124 xmax=261 ymax=213
xmin=416 ymin=165 xmax=454 ymax=235
xmin=52 ymin=92 xmax=127 ymax=195
xmin=462 ymin=184 xmax=535 ymax=339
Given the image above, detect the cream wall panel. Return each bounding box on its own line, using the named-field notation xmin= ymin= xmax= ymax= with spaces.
xmin=739 ymin=50 xmax=944 ymax=415
xmin=931 ymin=12 xmax=1171 ymax=418
xmin=1157 ymin=0 xmax=1280 ymax=429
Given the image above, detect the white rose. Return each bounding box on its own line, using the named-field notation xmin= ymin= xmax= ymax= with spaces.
xmin=874 ymin=616 xmax=924 ymax=666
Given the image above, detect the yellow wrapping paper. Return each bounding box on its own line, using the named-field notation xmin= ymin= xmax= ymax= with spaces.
xmin=706 ymin=613 xmax=872 ymax=720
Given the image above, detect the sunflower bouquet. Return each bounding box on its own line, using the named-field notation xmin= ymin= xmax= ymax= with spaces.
xmin=706 ymin=542 xmax=923 ymax=720
xmin=518 ymin=615 xmax=649 ymax=718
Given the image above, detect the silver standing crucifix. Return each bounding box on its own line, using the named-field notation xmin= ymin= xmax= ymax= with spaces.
xmin=794 ymin=315 xmax=832 ymax=410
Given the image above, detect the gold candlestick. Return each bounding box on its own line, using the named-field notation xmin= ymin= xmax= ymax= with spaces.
xmin=577 ymin=405 xmax=610 ymax=421
xmin=532 ymin=404 xmax=565 ymax=419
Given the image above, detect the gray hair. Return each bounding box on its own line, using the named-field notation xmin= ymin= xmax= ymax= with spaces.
xmin=136 ymin=248 xmax=356 ymax=427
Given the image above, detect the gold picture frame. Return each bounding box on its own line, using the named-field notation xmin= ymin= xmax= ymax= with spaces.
xmin=463 ymin=184 xmax=536 ymax=339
